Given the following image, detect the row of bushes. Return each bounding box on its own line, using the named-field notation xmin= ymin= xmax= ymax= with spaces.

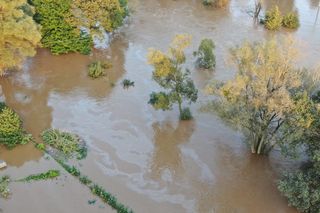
xmin=264 ymin=6 xmax=300 ymax=30
xmin=55 ymin=159 xmax=134 ymax=213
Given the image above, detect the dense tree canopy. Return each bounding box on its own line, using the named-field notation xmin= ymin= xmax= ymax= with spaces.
xmin=31 ymin=0 xmax=128 ymax=55
xmin=207 ymin=39 xmax=313 ymax=154
xmin=69 ymin=0 xmax=128 ymax=33
xmin=0 ymin=0 xmax=41 ymax=75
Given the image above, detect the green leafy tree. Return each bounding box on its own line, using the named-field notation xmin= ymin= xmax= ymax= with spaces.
xmin=194 ymin=38 xmax=216 ymax=69
xmin=32 ymin=0 xmax=92 ymax=55
xmin=148 ymin=34 xmax=198 ymax=120
xmin=278 ymin=93 xmax=320 ymax=213
xmin=0 ymin=0 xmax=41 ymax=75
xmin=206 ymin=39 xmax=312 ymax=154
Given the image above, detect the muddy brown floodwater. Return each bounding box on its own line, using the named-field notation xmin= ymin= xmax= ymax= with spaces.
xmin=1 ymin=0 xmax=320 ymax=212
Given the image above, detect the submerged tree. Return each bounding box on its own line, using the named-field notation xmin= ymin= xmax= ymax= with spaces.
xmin=206 ymin=39 xmax=313 ymax=154
xmin=0 ymin=0 xmax=41 ymax=75
xmin=148 ymin=34 xmax=198 ymax=120
xmin=193 ymin=38 xmax=216 ymax=69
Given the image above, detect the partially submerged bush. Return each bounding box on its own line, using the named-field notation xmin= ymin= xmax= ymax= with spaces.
xmin=88 ymin=61 xmax=112 ymax=79
xmin=180 ymin=107 xmax=193 ymax=120
xmin=203 ymin=0 xmax=229 ymax=8
xmin=41 ymin=129 xmax=87 ymax=159
xmin=0 ymin=176 xmax=10 ymax=199
xmin=264 ymin=6 xmax=282 ymax=30
xmin=122 ymin=79 xmax=135 ymax=89
xmin=18 ymin=170 xmax=60 ymax=182
xmin=194 ymin=39 xmax=216 ymax=69
xmin=282 ymin=12 xmax=300 ymax=29
xmin=0 ymin=103 xmax=32 ymax=149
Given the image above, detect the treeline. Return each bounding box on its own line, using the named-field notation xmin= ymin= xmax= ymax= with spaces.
xmin=0 ymin=0 xmax=128 ymax=75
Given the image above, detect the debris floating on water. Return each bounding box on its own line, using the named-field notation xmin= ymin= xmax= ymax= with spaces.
xmin=0 ymin=160 xmax=7 ymax=169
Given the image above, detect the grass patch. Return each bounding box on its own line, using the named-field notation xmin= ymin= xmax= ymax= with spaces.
xmin=88 ymin=61 xmax=112 ymax=79
xmin=17 ymin=170 xmax=60 ymax=182
xmin=0 ymin=176 xmax=10 ymax=199
xmin=41 ymin=129 xmax=87 ymax=160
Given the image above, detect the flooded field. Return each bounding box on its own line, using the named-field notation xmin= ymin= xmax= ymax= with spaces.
xmin=1 ymin=0 xmax=320 ymax=212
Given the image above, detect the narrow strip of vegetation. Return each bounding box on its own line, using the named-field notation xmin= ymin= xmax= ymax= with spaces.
xmin=55 ymin=159 xmax=133 ymax=213
xmin=0 ymin=176 xmax=10 ymax=199
xmin=17 ymin=170 xmax=60 ymax=182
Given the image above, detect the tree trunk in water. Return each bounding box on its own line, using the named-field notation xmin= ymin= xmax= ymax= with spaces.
xmin=178 ymin=99 xmax=182 ymax=118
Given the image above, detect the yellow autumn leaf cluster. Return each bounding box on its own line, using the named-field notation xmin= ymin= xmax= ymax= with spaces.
xmin=217 ymin=38 xmax=302 ymax=118
xmin=147 ymin=34 xmax=192 ymax=78
xmin=69 ymin=0 xmax=125 ymax=33
xmin=0 ymin=0 xmax=41 ymax=75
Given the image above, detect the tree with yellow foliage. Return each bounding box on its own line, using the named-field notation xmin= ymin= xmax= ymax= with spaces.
xmin=0 ymin=0 xmax=41 ymax=75
xmin=148 ymin=34 xmax=198 ymax=120
xmin=206 ymin=39 xmax=315 ymax=154
xmin=69 ymin=0 xmax=128 ymax=34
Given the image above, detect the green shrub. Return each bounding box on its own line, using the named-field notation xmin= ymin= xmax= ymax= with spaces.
xmin=282 ymin=12 xmax=300 ymax=29
xmin=0 ymin=104 xmax=32 ymax=149
xmin=122 ymin=79 xmax=135 ymax=88
xmin=0 ymin=176 xmax=10 ymax=199
xmin=18 ymin=170 xmax=60 ymax=182
xmin=35 ymin=143 xmax=46 ymax=151
xmin=194 ymin=39 xmax=216 ymax=69
xmin=32 ymin=0 xmax=92 ymax=55
xmin=265 ymin=6 xmax=283 ymax=30
xmin=180 ymin=107 xmax=193 ymax=120
xmin=278 ymin=166 xmax=320 ymax=212
xmin=88 ymin=61 xmax=112 ymax=79
xmin=41 ymin=129 xmax=86 ymax=159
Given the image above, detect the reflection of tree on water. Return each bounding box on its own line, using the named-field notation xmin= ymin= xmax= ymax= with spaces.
xmin=0 ymin=37 xmax=128 ymax=167
xmin=263 ymin=0 xmax=295 ymax=13
xmin=149 ymin=121 xmax=195 ymax=181
xmin=309 ymin=0 xmax=320 ymax=8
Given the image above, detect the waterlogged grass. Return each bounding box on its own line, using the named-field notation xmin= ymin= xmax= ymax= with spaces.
xmin=0 ymin=176 xmax=10 ymax=198
xmin=41 ymin=129 xmax=87 ymax=160
xmin=55 ymin=159 xmax=133 ymax=213
xmin=17 ymin=170 xmax=60 ymax=182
